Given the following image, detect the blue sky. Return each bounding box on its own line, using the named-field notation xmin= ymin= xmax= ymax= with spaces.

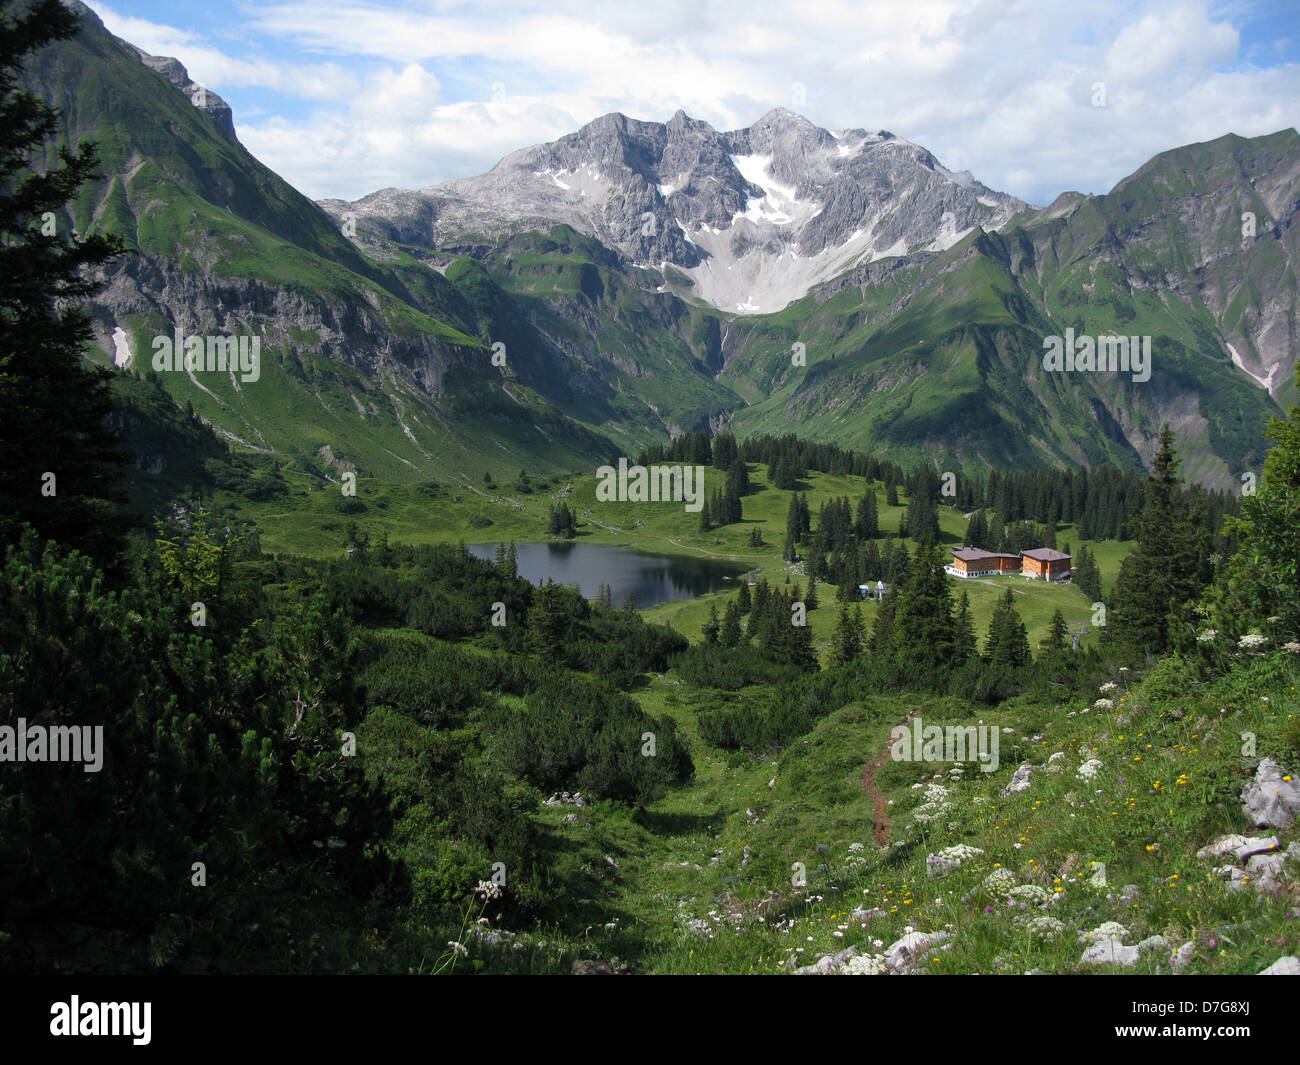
xmin=86 ymin=0 xmax=1300 ymax=205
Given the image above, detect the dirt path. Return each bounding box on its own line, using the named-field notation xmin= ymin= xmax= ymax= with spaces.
xmin=862 ymin=711 xmax=919 ymax=847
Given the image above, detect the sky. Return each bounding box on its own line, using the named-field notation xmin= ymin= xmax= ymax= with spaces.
xmin=85 ymin=0 xmax=1300 ymax=206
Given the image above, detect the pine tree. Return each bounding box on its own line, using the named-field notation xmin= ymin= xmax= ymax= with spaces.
xmin=886 ymin=482 xmax=899 ymax=507
xmin=805 ymin=574 xmax=819 ymax=611
xmin=1074 ymin=545 xmax=1102 ymax=602
xmin=699 ymin=499 xmax=712 ymax=533
xmin=953 ymin=589 xmax=977 ymax=661
xmin=1203 ymin=373 xmax=1300 ymax=643
xmin=831 ymin=602 xmax=864 ymax=665
xmin=984 ymin=589 xmax=1031 ymax=668
xmin=720 ymin=599 xmax=742 ymax=648
xmin=891 ymin=541 xmax=955 ymax=667
xmin=1106 ymin=426 xmax=1210 ymax=656
xmin=1040 ymin=608 xmax=1068 ymax=656
xmin=867 ymin=589 xmax=897 ymax=655
xmin=0 ymin=0 xmax=131 ymax=565
xmin=702 ymin=602 xmax=720 ymax=644
xmin=855 ymin=489 xmax=878 ymax=540
xmin=737 ymin=581 xmax=752 ymax=613
xmin=527 ymin=579 xmax=566 ymax=659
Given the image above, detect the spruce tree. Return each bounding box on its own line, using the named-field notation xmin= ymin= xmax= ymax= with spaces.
xmin=831 ymin=602 xmax=864 ymax=665
xmin=1203 ymin=372 xmax=1300 ymax=642
xmin=867 ymin=588 xmax=897 ymax=656
xmin=737 ymin=581 xmax=752 ymax=613
xmin=1106 ymin=426 xmax=1210 ymax=656
xmin=0 ymin=0 xmax=131 ymax=565
xmin=953 ymin=589 xmax=977 ymax=661
xmin=1040 ymin=608 xmax=1068 ymax=657
xmin=855 ymin=489 xmax=878 ymax=540
xmin=984 ymin=589 xmax=1031 ymax=668
xmin=720 ymin=599 xmax=742 ymax=648
xmin=702 ymin=602 xmax=720 ymax=644
xmin=891 ymin=541 xmax=955 ymax=668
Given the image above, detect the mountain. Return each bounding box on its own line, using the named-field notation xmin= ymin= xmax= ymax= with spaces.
xmin=31 ymin=1 xmax=618 ymax=488
xmin=28 ymin=3 xmax=1300 ymax=493
xmin=325 ymin=108 xmax=1028 ymax=315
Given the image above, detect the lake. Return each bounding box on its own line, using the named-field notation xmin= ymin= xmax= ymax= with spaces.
xmin=466 ymin=541 xmax=750 ymax=609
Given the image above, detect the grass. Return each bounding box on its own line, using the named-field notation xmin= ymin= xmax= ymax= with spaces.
xmin=452 ymin=649 xmax=1300 ymax=975
xmin=228 ymin=462 xmax=1130 ymax=653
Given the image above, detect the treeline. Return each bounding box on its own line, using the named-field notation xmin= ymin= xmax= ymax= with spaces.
xmin=686 ymin=539 xmax=1109 ymax=751
xmin=638 ymin=431 xmax=1239 ymax=543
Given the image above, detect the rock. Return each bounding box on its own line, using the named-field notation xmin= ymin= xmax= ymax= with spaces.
xmin=1000 ymin=764 xmax=1033 ymax=797
xmin=793 ymin=946 xmax=857 ymax=975
xmin=1089 ymin=863 xmax=1107 ymax=887
xmin=1136 ymin=935 xmax=1169 ymax=956
xmin=1196 ymin=833 xmax=1265 ymax=861
xmin=1235 ymin=836 xmax=1281 ymax=861
xmin=1241 ymin=758 xmax=1300 ymax=828
xmin=1258 ymin=956 xmax=1300 ymax=975
xmin=1082 ymin=936 xmax=1140 ymax=967
xmin=1171 ymin=941 xmax=1195 ymax=974
xmin=884 ymin=930 xmax=950 ymax=971
xmin=850 ymin=906 xmax=887 ymax=922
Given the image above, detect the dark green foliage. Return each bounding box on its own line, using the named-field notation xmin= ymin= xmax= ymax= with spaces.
xmin=984 ymin=589 xmax=1032 ymax=668
xmin=1106 ymin=426 xmax=1211 ymax=658
xmin=0 ymin=0 xmax=131 ymax=568
xmin=495 ymin=671 xmax=692 ymax=802
xmin=547 ymin=502 xmax=577 ymax=538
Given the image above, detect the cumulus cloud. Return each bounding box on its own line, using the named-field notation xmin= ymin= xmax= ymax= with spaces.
xmin=87 ymin=0 xmax=1300 ymax=205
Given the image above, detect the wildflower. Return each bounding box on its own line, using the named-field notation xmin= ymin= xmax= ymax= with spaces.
xmin=1238 ymin=632 xmax=1269 ymax=651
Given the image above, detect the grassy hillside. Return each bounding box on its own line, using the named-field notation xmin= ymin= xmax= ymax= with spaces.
xmin=217 ymin=460 xmax=1130 ymax=655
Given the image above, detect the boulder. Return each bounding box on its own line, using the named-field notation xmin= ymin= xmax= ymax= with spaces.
xmin=1241 ymin=758 xmax=1300 ymax=828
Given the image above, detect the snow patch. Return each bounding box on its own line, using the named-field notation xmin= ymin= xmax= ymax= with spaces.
xmin=111 ymin=327 xmax=133 ymax=369
xmin=1226 ymin=342 xmax=1281 ymax=391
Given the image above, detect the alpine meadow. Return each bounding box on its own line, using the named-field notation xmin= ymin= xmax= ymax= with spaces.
xmin=5 ymin=0 xmax=1300 ymax=1006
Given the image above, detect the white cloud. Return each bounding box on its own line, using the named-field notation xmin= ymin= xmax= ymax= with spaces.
xmin=88 ymin=0 xmax=1300 ymax=206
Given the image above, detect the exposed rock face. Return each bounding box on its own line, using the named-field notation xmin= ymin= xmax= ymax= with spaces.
xmin=331 ymin=108 xmax=1027 ymax=315
xmin=1242 ymin=758 xmax=1300 ymax=828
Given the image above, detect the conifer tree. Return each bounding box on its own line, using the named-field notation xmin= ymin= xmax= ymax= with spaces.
xmin=855 ymin=489 xmax=878 ymax=540
xmin=831 ymin=602 xmax=864 ymax=665
xmin=1106 ymin=426 xmax=1209 ymax=656
xmin=867 ymin=589 xmax=897 ymax=655
xmin=720 ymin=599 xmax=742 ymax=648
xmin=891 ymin=541 xmax=955 ymax=667
xmin=984 ymin=589 xmax=1031 ymax=668
xmin=737 ymin=581 xmax=752 ymax=614
xmin=702 ymin=602 xmax=720 ymax=644
xmin=1040 ymin=608 xmax=1068 ymax=657
xmin=953 ymin=589 xmax=977 ymax=661
xmin=0 ymin=0 xmax=131 ymax=565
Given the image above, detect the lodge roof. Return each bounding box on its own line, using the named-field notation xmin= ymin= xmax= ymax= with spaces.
xmin=1021 ymin=548 xmax=1072 ymax=561
xmin=952 ymin=547 xmax=1019 ymax=562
